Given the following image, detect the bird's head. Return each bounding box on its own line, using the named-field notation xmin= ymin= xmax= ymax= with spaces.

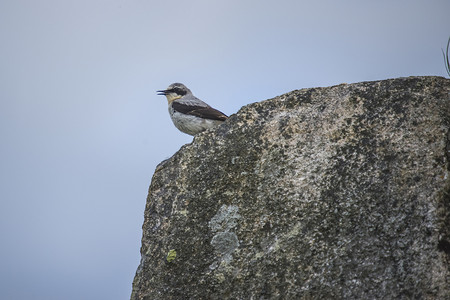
xmin=157 ymin=83 xmax=192 ymax=103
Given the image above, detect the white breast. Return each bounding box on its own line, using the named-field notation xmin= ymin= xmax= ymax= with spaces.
xmin=168 ymin=106 xmax=223 ymax=136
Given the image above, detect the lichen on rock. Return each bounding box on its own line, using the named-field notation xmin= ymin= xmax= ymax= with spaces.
xmin=208 ymin=205 xmax=241 ymax=264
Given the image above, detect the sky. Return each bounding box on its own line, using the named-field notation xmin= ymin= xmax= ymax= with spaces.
xmin=0 ymin=1 xmax=449 ymax=299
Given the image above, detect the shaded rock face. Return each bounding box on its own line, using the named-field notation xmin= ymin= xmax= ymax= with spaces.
xmin=132 ymin=77 xmax=450 ymax=299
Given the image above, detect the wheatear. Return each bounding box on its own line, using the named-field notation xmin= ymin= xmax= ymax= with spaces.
xmin=157 ymin=83 xmax=228 ymax=136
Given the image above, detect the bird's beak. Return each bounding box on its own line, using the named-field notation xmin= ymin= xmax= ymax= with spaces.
xmin=157 ymin=90 xmax=167 ymax=96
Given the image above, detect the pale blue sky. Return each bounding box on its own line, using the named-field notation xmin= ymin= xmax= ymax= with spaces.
xmin=0 ymin=1 xmax=449 ymax=299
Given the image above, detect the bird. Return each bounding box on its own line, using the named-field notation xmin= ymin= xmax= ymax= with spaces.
xmin=157 ymin=83 xmax=228 ymax=136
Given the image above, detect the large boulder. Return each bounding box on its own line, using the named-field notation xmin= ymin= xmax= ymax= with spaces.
xmin=132 ymin=76 xmax=450 ymax=299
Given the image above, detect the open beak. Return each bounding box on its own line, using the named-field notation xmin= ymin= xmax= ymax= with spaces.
xmin=157 ymin=90 xmax=167 ymax=96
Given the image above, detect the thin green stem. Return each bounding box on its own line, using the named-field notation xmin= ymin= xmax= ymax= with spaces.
xmin=443 ymin=37 xmax=450 ymax=77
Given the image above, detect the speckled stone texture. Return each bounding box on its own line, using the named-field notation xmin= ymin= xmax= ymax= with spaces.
xmin=131 ymin=77 xmax=450 ymax=300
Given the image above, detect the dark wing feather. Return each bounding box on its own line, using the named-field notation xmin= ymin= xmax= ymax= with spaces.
xmin=172 ymin=102 xmax=228 ymax=121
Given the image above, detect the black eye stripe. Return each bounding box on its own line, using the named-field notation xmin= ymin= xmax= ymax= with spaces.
xmin=170 ymin=87 xmax=187 ymax=96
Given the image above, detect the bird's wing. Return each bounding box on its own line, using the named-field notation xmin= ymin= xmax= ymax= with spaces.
xmin=172 ymin=101 xmax=228 ymax=121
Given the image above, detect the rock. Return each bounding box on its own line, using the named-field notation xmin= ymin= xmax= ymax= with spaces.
xmin=131 ymin=76 xmax=450 ymax=299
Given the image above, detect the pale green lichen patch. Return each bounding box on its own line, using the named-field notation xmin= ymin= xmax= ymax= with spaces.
xmin=166 ymin=249 xmax=176 ymax=262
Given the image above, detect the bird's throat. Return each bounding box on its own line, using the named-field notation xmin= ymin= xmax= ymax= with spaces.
xmin=166 ymin=94 xmax=182 ymax=104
